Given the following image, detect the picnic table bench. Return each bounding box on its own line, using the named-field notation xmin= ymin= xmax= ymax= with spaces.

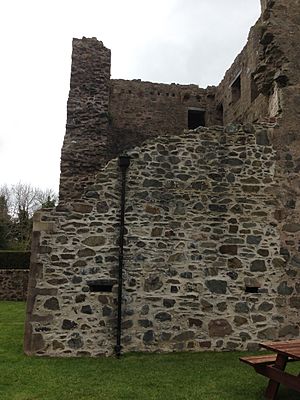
xmin=240 ymin=339 xmax=300 ymax=399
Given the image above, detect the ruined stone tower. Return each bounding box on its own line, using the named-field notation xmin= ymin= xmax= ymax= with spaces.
xmin=24 ymin=0 xmax=300 ymax=356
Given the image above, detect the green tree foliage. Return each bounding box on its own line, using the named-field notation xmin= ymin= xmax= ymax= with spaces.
xmin=0 ymin=183 xmax=57 ymax=250
xmin=0 ymin=195 xmax=11 ymax=249
xmin=15 ymin=207 xmax=32 ymax=249
xmin=41 ymin=195 xmax=56 ymax=209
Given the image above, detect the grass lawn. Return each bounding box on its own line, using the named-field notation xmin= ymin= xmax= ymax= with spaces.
xmin=0 ymin=301 xmax=299 ymax=400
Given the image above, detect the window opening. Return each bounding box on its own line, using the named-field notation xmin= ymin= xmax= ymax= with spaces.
xmin=251 ymin=74 xmax=259 ymax=102
xmin=231 ymin=74 xmax=241 ymax=103
xmin=245 ymin=286 xmax=259 ymax=294
xmin=188 ymin=109 xmax=206 ymax=129
xmin=87 ymin=279 xmax=115 ymax=293
xmin=216 ymin=103 xmax=224 ymax=125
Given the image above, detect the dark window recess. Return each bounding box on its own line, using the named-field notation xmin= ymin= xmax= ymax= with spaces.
xmin=245 ymin=286 xmax=259 ymax=294
xmin=216 ymin=103 xmax=224 ymax=125
xmin=231 ymin=75 xmax=241 ymax=103
xmin=251 ymin=74 xmax=259 ymax=102
xmin=87 ymin=279 xmax=115 ymax=293
xmin=188 ymin=110 xmax=206 ymax=129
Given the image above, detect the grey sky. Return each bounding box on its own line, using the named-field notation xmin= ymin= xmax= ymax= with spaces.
xmin=0 ymin=0 xmax=260 ymax=192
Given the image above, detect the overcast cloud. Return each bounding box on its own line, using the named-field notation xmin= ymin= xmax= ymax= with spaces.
xmin=0 ymin=0 xmax=260 ymax=192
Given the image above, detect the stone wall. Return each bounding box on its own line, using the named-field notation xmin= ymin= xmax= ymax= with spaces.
xmin=108 ymin=80 xmax=219 ymax=157
xmin=25 ymin=124 xmax=299 ymax=356
xmin=0 ymin=269 xmax=29 ymax=301
xmin=216 ymin=0 xmax=300 ymax=128
xmin=25 ymin=0 xmax=300 ymax=357
xmin=215 ymin=1 xmax=300 ymax=325
xmin=215 ymin=26 xmax=268 ymax=125
xmin=59 ymin=37 xmax=111 ymax=201
xmin=59 ymin=39 xmax=221 ymax=202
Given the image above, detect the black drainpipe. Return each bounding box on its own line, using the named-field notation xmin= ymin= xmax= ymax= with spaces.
xmin=115 ymin=154 xmax=130 ymax=358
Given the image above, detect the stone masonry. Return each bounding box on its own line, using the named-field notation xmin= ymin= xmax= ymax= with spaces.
xmin=24 ymin=123 xmax=299 ymax=356
xmin=25 ymin=0 xmax=300 ymax=356
xmin=0 ymin=269 xmax=28 ymax=301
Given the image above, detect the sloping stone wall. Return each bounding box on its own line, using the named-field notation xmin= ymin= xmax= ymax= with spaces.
xmin=25 ymin=124 xmax=298 ymax=357
xmin=0 ymin=269 xmax=28 ymax=301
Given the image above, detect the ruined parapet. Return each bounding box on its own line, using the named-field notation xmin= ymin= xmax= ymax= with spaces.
xmin=216 ymin=0 xmax=300 ymax=128
xmin=59 ymin=38 xmax=111 ymax=201
xmin=108 ymin=80 xmax=220 ymax=157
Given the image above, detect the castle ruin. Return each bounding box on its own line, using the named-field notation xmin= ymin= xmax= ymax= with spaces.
xmin=24 ymin=0 xmax=300 ymax=356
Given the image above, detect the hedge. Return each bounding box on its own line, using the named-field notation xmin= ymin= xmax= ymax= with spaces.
xmin=0 ymin=251 xmax=31 ymax=269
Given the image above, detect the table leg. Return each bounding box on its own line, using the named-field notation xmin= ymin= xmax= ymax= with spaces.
xmin=265 ymin=354 xmax=288 ymax=400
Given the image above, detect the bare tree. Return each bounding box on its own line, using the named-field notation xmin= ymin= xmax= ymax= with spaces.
xmin=0 ymin=183 xmax=57 ymax=218
xmin=0 ymin=193 xmax=11 ymax=249
xmin=0 ymin=184 xmax=12 ymax=215
xmin=0 ymin=183 xmax=57 ymax=250
xmin=34 ymin=188 xmax=58 ymax=210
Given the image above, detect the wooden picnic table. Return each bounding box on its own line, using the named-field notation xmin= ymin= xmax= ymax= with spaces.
xmin=240 ymin=339 xmax=300 ymax=399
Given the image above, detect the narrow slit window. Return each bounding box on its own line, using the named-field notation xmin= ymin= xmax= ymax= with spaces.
xmin=188 ymin=109 xmax=206 ymax=129
xmin=87 ymin=279 xmax=115 ymax=293
xmin=251 ymin=74 xmax=259 ymax=102
xmin=245 ymin=286 xmax=259 ymax=294
xmin=231 ymin=75 xmax=241 ymax=103
xmin=216 ymin=103 xmax=224 ymax=125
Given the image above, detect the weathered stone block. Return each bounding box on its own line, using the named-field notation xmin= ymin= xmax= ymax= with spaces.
xmin=228 ymin=257 xmax=242 ymax=269
xmin=289 ymin=297 xmax=300 ymax=309
xmin=44 ymin=297 xmax=60 ymax=311
xmin=258 ymin=301 xmax=273 ymax=312
xmin=62 ymin=319 xmax=78 ymax=330
xmin=188 ymin=318 xmax=203 ymax=328
xmin=77 ymin=248 xmax=96 ymax=257
xmin=279 ymin=325 xmax=299 ymax=337
xmin=144 ymin=274 xmax=163 ymax=292
xmin=206 ymin=280 xmax=227 ymax=294
xmin=163 ymin=299 xmax=176 ymax=308
xmin=234 ymin=316 xmax=248 ymax=326
xmin=143 ymin=330 xmax=155 ymax=343
xmin=208 ymin=319 xmax=233 ymax=337
xmin=82 ymin=236 xmax=106 ymax=246
xmin=282 ymin=223 xmax=300 ymax=232
xmin=96 ymin=201 xmax=109 ymax=213
xmin=31 ymin=334 xmax=46 ymax=352
xmin=73 ymin=204 xmax=93 ymax=213
xmin=173 ymin=331 xmax=195 ymax=341
xmin=155 ymin=312 xmax=172 ymax=322
xmin=81 ymin=305 xmax=93 ymax=314
xmin=256 ymin=131 xmax=270 ymax=145
xmin=258 ymin=328 xmax=277 ymax=340
xmin=219 ymin=245 xmax=237 ymax=255
xmin=235 ymin=302 xmax=250 ymax=313
xmin=68 ymin=333 xmax=83 ymax=349
xmin=277 ymin=281 xmax=293 ymax=295
xmin=250 ymin=260 xmax=266 ymax=272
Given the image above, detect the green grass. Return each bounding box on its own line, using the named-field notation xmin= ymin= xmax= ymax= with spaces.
xmin=0 ymin=301 xmax=299 ymax=400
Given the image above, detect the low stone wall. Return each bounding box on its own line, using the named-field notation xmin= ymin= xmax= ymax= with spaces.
xmin=0 ymin=269 xmax=29 ymax=301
